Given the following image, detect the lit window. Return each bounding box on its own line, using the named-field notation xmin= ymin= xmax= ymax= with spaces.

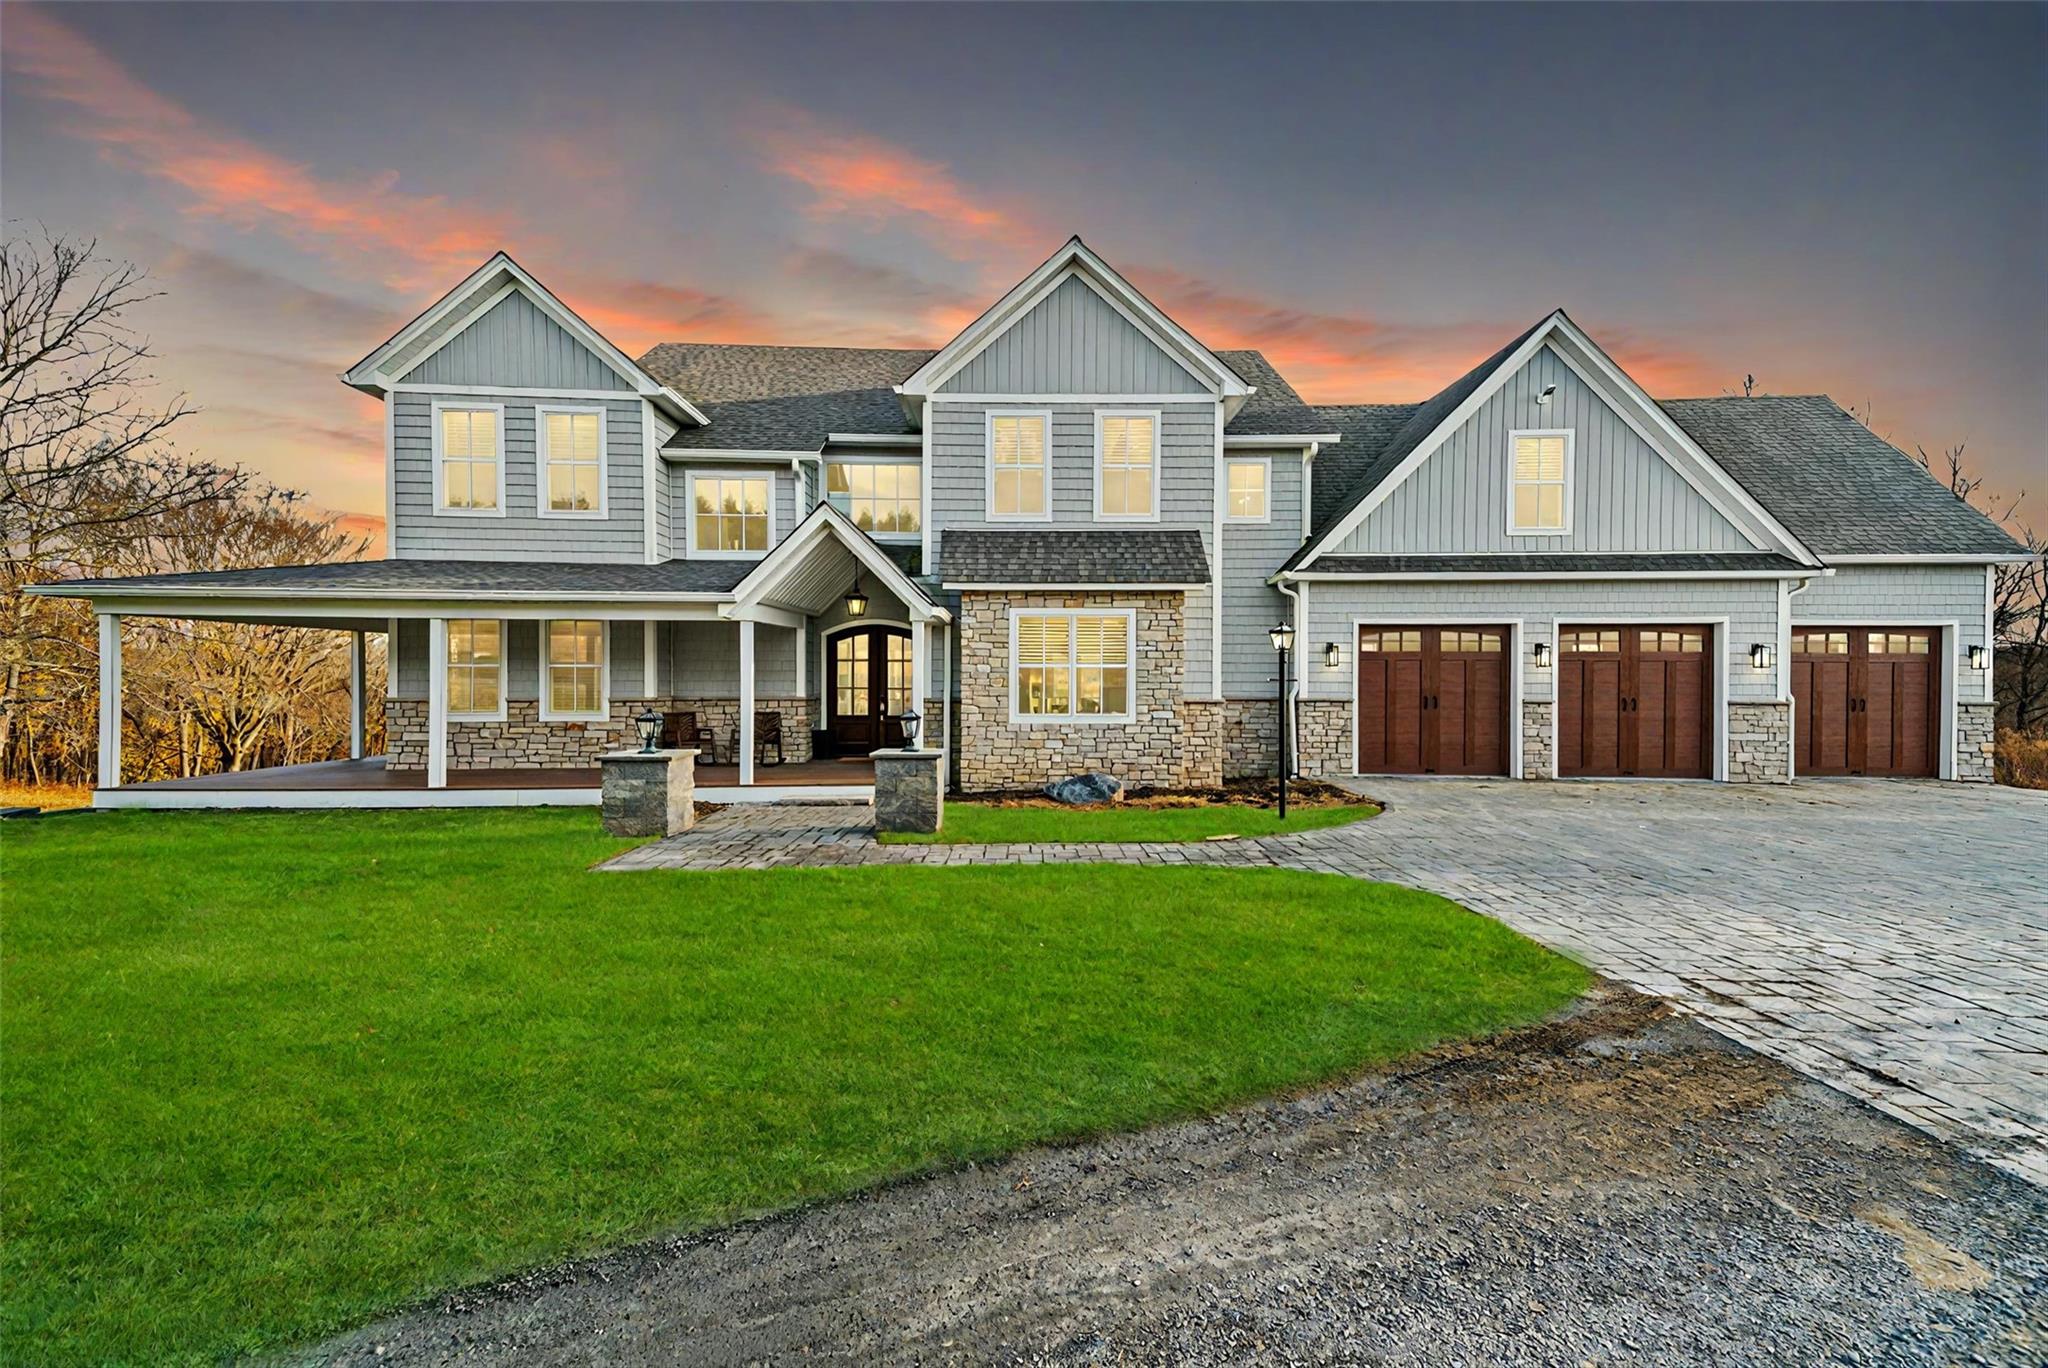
xmin=446 ymin=619 xmax=503 ymax=718
xmin=988 ymin=413 xmax=1049 ymax=519
xmin=540 ymin=410 xmax=604 ymax=513
xmin=692 ymin=475 xmax=771 ymax=554
xmin=438 ymin=407 xmax=500 ymax=511
xmin=1794 ymin=631 xmax=1849 ymax=655
xmin=1510 ymin=430 xmax=1570 ymax=533
xmin=1639 ymin=630 xmax=1706 ymax=654
xmin=1562 ymin=628 xmax=1621 ymax=653
xmin=826 ymin=463 xmax=921 ymax=537
xmin=1226 ymin=460 xmax=1269 ymax=522
xmin=1014 ymin=612 xmax=1131 ymax=720
xmin=1358 ymin=629 xmax=1423 ymax=653
xmin=1096 ymin=413 xmax=1157 ymax=518
xmin=544 ymin=620 xmax=605 ymax=719
xmin=1443 ymin=629 xmax=1504 ymax=653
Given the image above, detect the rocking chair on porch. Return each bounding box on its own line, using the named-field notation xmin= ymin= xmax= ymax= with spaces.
xmin=659 ymin=710 xmax=718 ymax=764
xmin=752 ymin=710 xmax=785 ymax=767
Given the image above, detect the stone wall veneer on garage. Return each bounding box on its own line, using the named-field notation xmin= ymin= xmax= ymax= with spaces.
xmin=1956 ymin=702 xmax=1994 ymax=783
xmin=1727 ymin=702 xmax=1792 ymax=783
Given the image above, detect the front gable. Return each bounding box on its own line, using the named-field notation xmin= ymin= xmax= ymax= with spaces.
xmin=403 ymin=290 xmax=633 ymax=391
xmin=937 ymin=274 xmax=1211 ymax=396
xmin=1329 ymin=344 xmax=1756 ymax=556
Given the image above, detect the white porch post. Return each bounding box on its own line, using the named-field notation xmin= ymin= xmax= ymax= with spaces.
xmin=96 ymin=612 xmax=122 ymax=789
xmin=795 ymin=615 xmax=808 ymax=701
xmin=738 ymin=618 xmax=756 ymax=786
xmin=348 ymin=630 xmax=367 ymax=760
xmin=427 ymin=617 xmax=448 ymax=789
xmin=910 ymin=618 xmax=929 ymax=744
xmin=940 ymin=621 xmax=953 ymax=771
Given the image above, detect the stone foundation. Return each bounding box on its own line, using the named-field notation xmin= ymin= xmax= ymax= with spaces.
xmin=956 ymin=590 xmax=1201 ymax=792
xmin=1222 ymin=698 xmax=1280 ymax=780
xmin=1295 ymin=698 xmax=1354 ymax=779
xmin=387 ymin=695 xmax=812 ymax=772
xmin=1957 ymin=701 xmax=1995 ymax=783
xmin=1727 ymin=701 xmax=1792 ymax=783
xmin=1522 ymin=700 xmax=1554 ymax=779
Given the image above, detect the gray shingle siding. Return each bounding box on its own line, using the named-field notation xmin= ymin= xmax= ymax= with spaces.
xmin=1220 ymin=450 xmax=1306 ymax=696
xmin=1793 ymin=565 xmax=1995 ymax=709
xmin=402 ymin=291 xmax=630 ymax=391
xmin=1307 ymin=553 xmax=1803 ymax=575
xmin=937 ymin=275 xmax=1210 ymax=395
xmin=392 ymin=392 xmax=647 ymax=562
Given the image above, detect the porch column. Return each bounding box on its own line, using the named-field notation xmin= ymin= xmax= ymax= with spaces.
xmin=738 ymin=618 xmax=756 ymax=786
xmin=427 ymin=617 xmax=448 ymax=789
xmin=348 ymin=630 xmax=367 ymax=760
xmin=795 ymin=615 xmax=808 ymax=701
xmin=910 ymin=618 xmax=929 ymax=744
xmin=96 ymin=612 xmax=122 ymax=789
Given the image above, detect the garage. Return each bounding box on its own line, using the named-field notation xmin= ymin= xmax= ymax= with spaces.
xmin=1355 ymin=625 xmax=1509 ymax=775
xmin=1790 ymin=627 xmax=1940 ymax=777
xmin=1557 ymin=625 xmax=1712 ymax=778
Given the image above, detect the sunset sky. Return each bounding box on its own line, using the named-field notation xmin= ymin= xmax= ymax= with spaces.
xmin=4 ymin=1 xmax=2042 ymax=552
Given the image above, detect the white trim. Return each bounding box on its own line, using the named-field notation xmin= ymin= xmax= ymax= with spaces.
xmin=1007 ymin=607 xmax=1138 ymax=724
xmin=1824 ymin=553 xmax=2039 ymax=564
xmin=1223 ymin=433 xmax=1343 ymax=448
xmin=661 ymin=448 xmax=816 ymax=463
xmin=936 ymin=392 xmax=1235 ymax=406
xmin=920 ymin=411 xmax=936 ymax=573
xmin=537 ymin=617 xmax=609 ymax=723
xmin=350 ymin=630 xmax=367 ymax=760
xmin=534 ymin=404 xmax=609 ymax=519
xmin=1223 ymin=455 xmax=1273 ymax=525
xmin=984 ymin=409 xmax=1053 ymax=523
xmin=427 ymin=618 xmax=448 ymax=789
xmin=391 ymin=382 xmax=637 ymax=401
xmin=96 ymin=612 xmax=121 ymax=788
xmin=642 ymin=399 xmax=659 ymax=563
xmin=443 ymin=617 xmax=509 ymax=723
xmin=385 ymin=617 xmax=400 ymax=699
xmin=1551 ymin=614 xmax=1733 ymax=782
xmin=941 ymin=581 xmax=1207 ymax=592
xmin=430 ymin=401 xmax=507 ymax=517
xmin=1301 ymin=444 xmax=1318 ymax=542
xmin=728 ymin=503 xmax=949 ymax=625
xmin=827 ymin=433 xmax=922 ymax=446
xmin=644 ymin=619 xmax=660 ymax=696
xmin=1092 ymin=409 xmax=1162 ymax=522
xmin=1284 ymin=569 xmax=1816 ymax=582
xmin=1783 ymin=617 xmax=1965 ymax=779
xmin=383 ymin=399 xmax=397 ymax=548
xmin=1984 ymin=564 xmax=1997 ymax=703
xmin=1212 ymin=403 xmax=1225 ymax=698
xmin=683 ymin=469 xmax=777 ymax=560
xmin=1506 ymin=428 xmax=1574 ymax=537
xmin=1345 ymin=616 xmax=1526 ymax=781
xmin=738 ymin=619 xmax=755 ymax=787
xmin=794 ymin=615 xmax=807 ymax=701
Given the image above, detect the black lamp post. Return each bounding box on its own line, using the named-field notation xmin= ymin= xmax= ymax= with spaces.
xmin=1269 ymin=620 xmax=1295 ymax=819
xmin=635 ymin=707 xmax=663 ymax=754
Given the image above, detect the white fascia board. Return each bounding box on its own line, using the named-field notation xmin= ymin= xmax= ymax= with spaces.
xmin=1825 ymin=553 xmax=2039 ymax=564
xmin=826 ymin=433 xmax=922 ymax=446
xmin=728 ymin=503 xmax=950 ymax=624
xmin=1223 ymin=433 xmax=1343 ymax=447
xmin=661 ymin=448 xmax=817 ymax=463
xmin=1278 ymin=568 xmax=1818 ymax=582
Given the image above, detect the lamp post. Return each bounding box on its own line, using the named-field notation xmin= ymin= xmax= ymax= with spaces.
xmin=898 ymin=706 xmax=922 ymax=750
xmin=635 ymin=707 xmax=663 ymax=754
xmin=1269 ymin=620 xmax=1296 ymax=819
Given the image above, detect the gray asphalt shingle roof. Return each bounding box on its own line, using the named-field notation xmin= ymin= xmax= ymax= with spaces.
xmin=39 ymin=559 xmax=753 ymax=597
xmin=939 ymin=529 xmax=1210 ymax=586
xmin=1304 ymin=553 xmax=1808 ymax=576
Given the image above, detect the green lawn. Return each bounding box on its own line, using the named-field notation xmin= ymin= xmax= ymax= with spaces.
xmin=1 ymin=808 xmax=1586 ymax=1365
xmin=881 ymin=798 xmax=1379 ymax=843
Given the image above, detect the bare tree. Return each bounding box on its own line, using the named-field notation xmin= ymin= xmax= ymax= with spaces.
xmin=1916 ymin=443 xmax=2048 ymax=733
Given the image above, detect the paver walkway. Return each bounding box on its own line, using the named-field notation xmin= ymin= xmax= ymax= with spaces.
xmin=606 ymin=780 xmax=2048 ymax=1184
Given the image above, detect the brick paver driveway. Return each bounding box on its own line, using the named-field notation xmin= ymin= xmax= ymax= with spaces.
xmin=610 ymin=780 xmax=2047 ymax=1183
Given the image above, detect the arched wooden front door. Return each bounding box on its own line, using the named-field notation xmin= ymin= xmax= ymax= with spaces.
xmin=827 ymin=626 xmax=913 ymax=755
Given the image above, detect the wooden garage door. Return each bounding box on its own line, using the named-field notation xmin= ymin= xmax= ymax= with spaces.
xmin=1791 ymin=627 xmax=1940 ymax=777
xmin=1355 ymin=626 xmax=1508 ymax=775
xmin=1558 ymin=625 xmax=1712 ymax=778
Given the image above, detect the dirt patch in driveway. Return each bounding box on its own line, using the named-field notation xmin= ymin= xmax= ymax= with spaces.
xmin=306 ymin=988 xmax=2048 ymax=1366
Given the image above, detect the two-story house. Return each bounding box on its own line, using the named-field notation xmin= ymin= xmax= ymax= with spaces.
xmin=45 ymin=238 xmax=2029 ymax=808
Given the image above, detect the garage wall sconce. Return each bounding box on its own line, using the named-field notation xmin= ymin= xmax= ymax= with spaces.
xmin=1532 ymin=641 xmax=1553 ymax=669
xmin=1323 ymin=641 xmax=1341 ymax=669
xmin=1968 ymin=644 xmax=1989 ymax=670
xmin=1749 ymin=642 xmax=1775 ymax=670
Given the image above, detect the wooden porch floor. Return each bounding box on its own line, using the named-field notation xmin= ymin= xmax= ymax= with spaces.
xmin=117 ymin=756 xmax=875 ymax=793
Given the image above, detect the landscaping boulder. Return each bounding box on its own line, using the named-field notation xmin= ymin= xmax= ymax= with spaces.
xmin=1044 ymin=771 xmax=1124 ymax=805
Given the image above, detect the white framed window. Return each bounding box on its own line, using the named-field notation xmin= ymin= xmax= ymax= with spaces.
xmin=537 ymin=406 xmax=606 ymax=516
xmin=687 ymin=472 xmax=773 ymax=557
xmin=826 ymin=462 xmax=921 ymax=538
xmin=1508 ymin=429 xmax=1572 ymax=535
xmin=446 ymin=618 xmax=506 ymax=721
xmin=540 ymin=619 xmax=607 ymax=720
xmin=986 ymin=410 xmax=1051 ymax=521
xmin=433 ymin=403 xmax=504 ymax=514
xmin=1225 ymin=457 xmax=1270 ymax=523
xmin=1010 ymin=609 xmax=1134 ymax=723
xmin=1094 ymin=410 xmax=1159 ymax=520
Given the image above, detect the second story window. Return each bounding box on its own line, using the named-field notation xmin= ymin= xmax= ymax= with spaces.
xmin=539 ymin=408 xmax=605 ymax=515
xmin=436 ymin=405 xmax=501 ymax=513
xmin=987 ymin=412 xmax=1049 ymax=520
xmin=826 ymin=462 xmax=920 ymax=538
xmin=690 ymin=474 xmax=772 ymax=556
xmin=1509 ymin=429 xmax=1572 ymax=534
xmin=1095 ymin=412 xmax=1158 ymax=519
xmin=1225 ymin=458 xmax=1270 ymax=523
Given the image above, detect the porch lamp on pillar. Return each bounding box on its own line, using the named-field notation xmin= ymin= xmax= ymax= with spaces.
xmin=898 ymin=706 xmax=921 ymax=750
xmin=844 ymin=571 xmax=869 ymax=619
xmin=635 ymin=707 xmax=662 ymax=754
xmin=1269 ymin=621 xmax=1296 ymax=820
xmin=1749 ymin=642 xmax=1775 ymax=671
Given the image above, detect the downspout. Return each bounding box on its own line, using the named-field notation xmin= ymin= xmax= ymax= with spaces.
xmin=1276 ymin=576 xmax=1304 ymax=779
xmin=1781 ymin=575 xmax=1812 ymax=781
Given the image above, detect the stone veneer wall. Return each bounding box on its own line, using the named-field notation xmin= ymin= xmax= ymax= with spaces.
xmin=1294 ymin=699 xmax=1353 ymax=779
xmin=1179 ymin=699 xmax=1224 ymax=789
xmin=1726 ymin=701 xmax=1791 ymax=783
xmin=1521 ymin=701 xmax=1554 ymax=779
xmin=957 ymin=590 xmax=1207 ymax=792
xmin=1222 ymin=698 xmax=1280 ymax=781
xmin=1956 ymin=702 xmax=1995 ymax=783
xmin=387 ymin=695 xmax=812 ymax=771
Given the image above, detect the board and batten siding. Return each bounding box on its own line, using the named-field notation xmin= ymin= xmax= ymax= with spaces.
xmin=1792 ymin=565 xmax=1994 ymax=706
xmin=401 ymin=291 xmax=631 ymax=391
xmin=1330 ymin=346 xmax=1753 ymax=556
xmin=390 ymin=392 xmax=647 ymax=561
xmin=937 ymin=274 xmax=1211 ymax=395
xmin=1299 ymin=578 xmax=1784 ymax=706
xmin=1220 ymin=451 xmax=1307 ymax=697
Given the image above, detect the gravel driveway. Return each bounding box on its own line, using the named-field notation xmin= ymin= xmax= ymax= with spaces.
xmin=307 ymin=988 xmax=2047 ymax=1366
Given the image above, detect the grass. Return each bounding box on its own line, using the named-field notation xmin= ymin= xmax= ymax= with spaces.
xmin=1 ymin=808 xmax=1586 ymax=1365
xmin=880 ymin=798 xmax=1379 ymax=844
